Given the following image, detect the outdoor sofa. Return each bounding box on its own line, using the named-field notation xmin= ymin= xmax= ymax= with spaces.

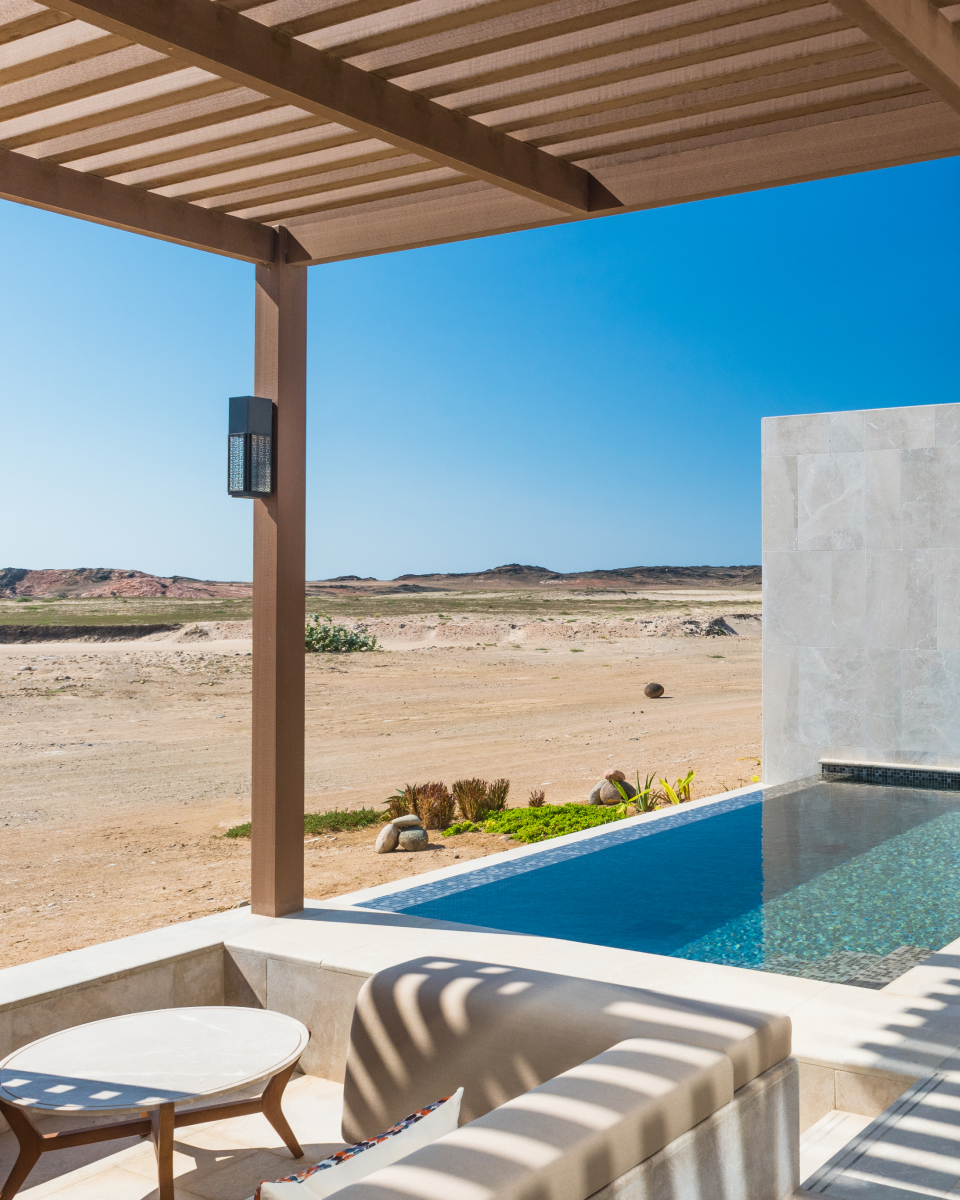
xmin=261 ymin=956 xmax=799 ymax=1200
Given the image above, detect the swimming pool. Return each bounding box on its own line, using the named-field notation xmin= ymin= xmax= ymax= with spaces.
xmin=358 ymin=780 xmax=960 ymax=988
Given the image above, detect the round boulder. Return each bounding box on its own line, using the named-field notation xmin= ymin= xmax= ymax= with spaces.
xmin=644 ymin=682 xmax=665 ymax=698
xmin=599 ymin=779 xmax=637 ymax=804
xmin=398 ymin=827 xmax=429 ymax=851
xmin=375 ymin=824 xmax=400 ymax=854
xmin=391 ymin=814 xmax=423 ymax=829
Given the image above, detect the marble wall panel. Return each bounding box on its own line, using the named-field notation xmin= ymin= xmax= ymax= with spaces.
xmin=762 ymin=648 xmax=799 ymax=750
xmin=864 ymin=406 xmax=935 ymax=451
xmin=764 ymin=405 xmax=960 ymax=782
xmin=761 ymin=455 xmax=797 ymax=552
xmin=762 ymin=552 xmax=833 ymax=648
xmin=763 ymin=413 xmax=830 ymax=457
xmin=865 ymin=549 xmax=937 ymax=650
xmin=864 ymin=449 xmax=901 ymax=550
xmin=827 ymin=411 xmax=866 ymax=454
xmin=901 ymin=447 xmax=960 ymax=549
xmin=863 ymin=648 xmax=902 ymax=754
xmin=798 ymin=453 xmax=864 ymax=551
xmin=935 ymin=404 xmax=960 ymax=447
xmin=828 ymin=550 xmax=866 ymax=648
xmin=901 ymin=651 xmax=960 ymax=766
xmin=798 ymin=647 xmax=866 ymax=751
xmin=937 ymin=549 xmax=960 ymax=653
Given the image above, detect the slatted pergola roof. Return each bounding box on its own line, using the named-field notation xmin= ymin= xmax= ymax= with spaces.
xmin=2 ymin=0 xmax=959 ymax=265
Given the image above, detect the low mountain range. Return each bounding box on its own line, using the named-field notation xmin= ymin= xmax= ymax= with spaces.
xmin=1 ymin=563 xmax=760 ymax=599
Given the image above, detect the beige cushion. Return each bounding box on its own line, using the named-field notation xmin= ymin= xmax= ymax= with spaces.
xmin=333 ymin=1037 xmax=734 ymax=1200
xmin=342 ymin=957 xmax=790 ymax=1141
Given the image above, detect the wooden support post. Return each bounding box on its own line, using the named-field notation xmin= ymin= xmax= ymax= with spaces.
xmin=251 ymin=227 xmax=307 ymax=917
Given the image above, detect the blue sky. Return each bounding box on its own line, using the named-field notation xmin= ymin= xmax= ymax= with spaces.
xmin=2 ymin=155 xmax=957 ymax=582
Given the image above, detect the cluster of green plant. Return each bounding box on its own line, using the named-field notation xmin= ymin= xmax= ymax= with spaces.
xmin=225 ymin=807 xmax=385 ymax=839
xmin=304 ymin=614 xmax=377 ymax=653
xmin=443 ymin=820 xmax=481 ymax=836
xmin=387 ymin=782 xmax=457 ymax=829
xmin=473 ymin=804 xmax=627 ymax=843
xmin=608 ymin=770 xmax=695 ymax=813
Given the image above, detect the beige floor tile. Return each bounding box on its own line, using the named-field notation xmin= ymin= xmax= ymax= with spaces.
xmin=7 ymin=1077 xmax=347 ymax=1200
xmin=799 ymin=1109 xmax=872 ymax=1185
xmin=38 ymin=1165 xmax=204 ymax=1200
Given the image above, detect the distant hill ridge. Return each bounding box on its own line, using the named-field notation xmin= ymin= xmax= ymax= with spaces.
xmin=2 ymin=563 xmax=760 ymax=599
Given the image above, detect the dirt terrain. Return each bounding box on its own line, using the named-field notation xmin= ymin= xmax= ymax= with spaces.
xmin=0 ymin=594 xmax=762 ymax=968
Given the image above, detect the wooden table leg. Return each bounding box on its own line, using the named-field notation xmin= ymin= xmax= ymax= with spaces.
xmin=0 ymin=1102 xmax=42 ymax=1200
xmin=150 ymin=1103 xmax=176 ymax=1200
xmin=260 ymin=1063 xmax=303 ymax=1158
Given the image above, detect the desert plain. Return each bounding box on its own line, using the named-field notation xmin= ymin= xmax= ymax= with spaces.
xmin=0 ymin=586 xmax=761 ymax=968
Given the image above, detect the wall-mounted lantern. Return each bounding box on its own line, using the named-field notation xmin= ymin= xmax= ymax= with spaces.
xmin=228 ymin=395 xmax=275 ymax=498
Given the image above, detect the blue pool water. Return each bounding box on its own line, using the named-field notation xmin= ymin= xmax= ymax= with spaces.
xmin=359 ymin=782 xmax=960 ymax=987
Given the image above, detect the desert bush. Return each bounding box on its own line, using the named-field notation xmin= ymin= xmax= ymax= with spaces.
xmin=528 ymin=788 xmax=546 ymax=807
xmin=386 ymin=782 xmax=455 ymax=828
xmin=452 ymin=778 xmax=491 ymax=822
xmin=305 ymin=614 xmax=377 ymax=653
xmin=487 ymin=778 xmax=510 ymax=812
xmin=414 ymin=781 xmax=456 ymax=829
xmin=386 ymin=784 xmax=417 ymax=820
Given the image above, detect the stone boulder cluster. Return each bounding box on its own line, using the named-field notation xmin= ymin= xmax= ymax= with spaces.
xmin=588 ymin=769 xmax=637 ymax=806
xmin=375 ymin=813 xmax=429 ymax=854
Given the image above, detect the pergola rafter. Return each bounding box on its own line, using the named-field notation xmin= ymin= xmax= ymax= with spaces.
xmin=27 ymin=0 xmax=625 ymax=216
xmin=830 ymin=0 xmax=960 ymax=113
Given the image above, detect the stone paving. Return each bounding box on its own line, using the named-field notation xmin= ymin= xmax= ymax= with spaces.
xmin=2 ymin=1075 xmax=343 ymax=1200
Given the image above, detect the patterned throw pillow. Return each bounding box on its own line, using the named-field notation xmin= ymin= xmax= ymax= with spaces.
xmin=256 ymin=1088 xmax=463 ymax=1200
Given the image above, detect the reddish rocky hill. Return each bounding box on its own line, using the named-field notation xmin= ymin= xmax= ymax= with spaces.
xmin=307 ymin=563 xmax=761 ymax=594
xmin=0 ymin=568 xmax=251 ymax=599
xmin=2 ymin=562 xmax=760 ymax=600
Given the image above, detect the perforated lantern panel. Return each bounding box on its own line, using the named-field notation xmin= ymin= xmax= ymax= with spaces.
xmin=228 ymin=396 xmax=274 ymax=498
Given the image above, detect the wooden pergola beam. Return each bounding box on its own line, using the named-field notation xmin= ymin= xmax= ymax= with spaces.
xmin=46 ymin=0 xmax=622 ymax=217
xmin=830 ymin=0 xmax=960 ymax=112
xmin=0 ymin=147 xmax=277 ymax=262
xmin=251 ymin=227 xmax=307 ymax=917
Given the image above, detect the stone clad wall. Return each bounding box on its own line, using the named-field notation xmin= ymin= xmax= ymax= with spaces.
xmin=762 ymin=403 xmax=960 ymax=784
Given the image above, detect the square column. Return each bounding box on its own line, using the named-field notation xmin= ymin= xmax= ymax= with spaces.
xmin=251 ymin=228 xmax=307 ymax=916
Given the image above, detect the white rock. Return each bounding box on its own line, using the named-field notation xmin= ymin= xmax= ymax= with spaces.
xmin=391 ymin=814 xmax=423 ymax=829
xmin=375 ymin=824 xmax=400 ymax=854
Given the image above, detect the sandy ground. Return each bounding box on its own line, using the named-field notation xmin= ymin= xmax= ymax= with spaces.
xmin=0 ymin=614 xmax=761 ymax=967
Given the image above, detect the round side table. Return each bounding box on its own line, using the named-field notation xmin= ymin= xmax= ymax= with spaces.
xmin=0 ymin=1006 xmax=310 ymax=1200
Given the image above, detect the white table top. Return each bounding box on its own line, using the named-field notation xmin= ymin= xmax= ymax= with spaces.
xmin=0 ymin=1007 xmax=309 ymax=1116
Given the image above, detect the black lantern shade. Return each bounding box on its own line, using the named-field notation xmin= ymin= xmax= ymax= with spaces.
xmin=228 ymin=395 xmax=275 ymax=498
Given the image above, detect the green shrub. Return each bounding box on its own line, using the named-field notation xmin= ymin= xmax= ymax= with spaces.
xmin=481 ymin=803 xmax=628 ymax=844
xmin=442 ymin=820 xmax=481 ymax=837
xmin=305 ymin=615 xmax=377 ymax=653
xmin=225 ymin=808 xmax=386 ymax=839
